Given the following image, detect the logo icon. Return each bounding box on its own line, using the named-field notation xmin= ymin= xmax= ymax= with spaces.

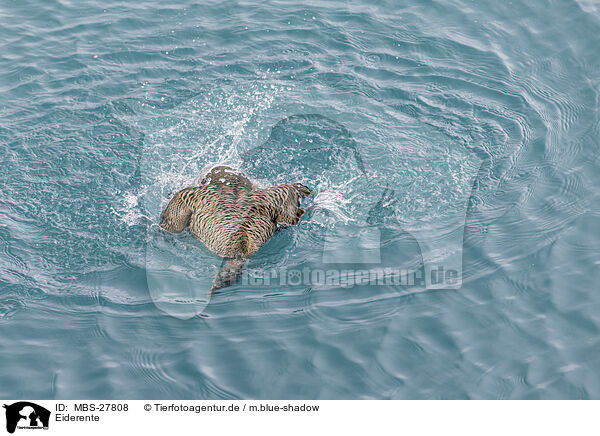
xmin=3 ymin=402 xmax=50 ymax=434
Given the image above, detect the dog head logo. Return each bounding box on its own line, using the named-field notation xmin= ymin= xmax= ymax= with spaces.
xmin=3 ymin=402 xmax=50 ymax=434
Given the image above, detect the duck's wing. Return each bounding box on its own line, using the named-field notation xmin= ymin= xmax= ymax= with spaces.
xmin=160 ymin=186 xmax=205 ymax=233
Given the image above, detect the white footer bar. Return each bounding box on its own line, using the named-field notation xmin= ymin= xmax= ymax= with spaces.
xmin=1 ymin=400 xmax=596 ymax=435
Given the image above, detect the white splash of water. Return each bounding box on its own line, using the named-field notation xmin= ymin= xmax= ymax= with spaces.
xmin=111 ymin=186 xmax=150 ymax=226
xmin=311 ymin=173 xmax=363 ymax=225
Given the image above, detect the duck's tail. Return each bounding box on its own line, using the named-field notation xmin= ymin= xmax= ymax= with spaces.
xmin=211 ymin=256 xmax=247 ymax=291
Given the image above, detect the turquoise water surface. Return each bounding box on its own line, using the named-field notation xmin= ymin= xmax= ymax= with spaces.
xmin=1 ymin=0 xmax=600 ymax=399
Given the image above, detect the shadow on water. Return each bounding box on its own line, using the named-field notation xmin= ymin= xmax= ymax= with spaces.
xmin=241 ymin=113 xmax=366 ymax=181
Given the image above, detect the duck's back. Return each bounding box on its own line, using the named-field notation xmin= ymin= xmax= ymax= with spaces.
xmin=189 ymin=167 xmax=277 ymax=257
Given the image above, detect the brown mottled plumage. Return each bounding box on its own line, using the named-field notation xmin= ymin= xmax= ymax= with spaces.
xmin=160 ymin=166 xmax=312 ymax=290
